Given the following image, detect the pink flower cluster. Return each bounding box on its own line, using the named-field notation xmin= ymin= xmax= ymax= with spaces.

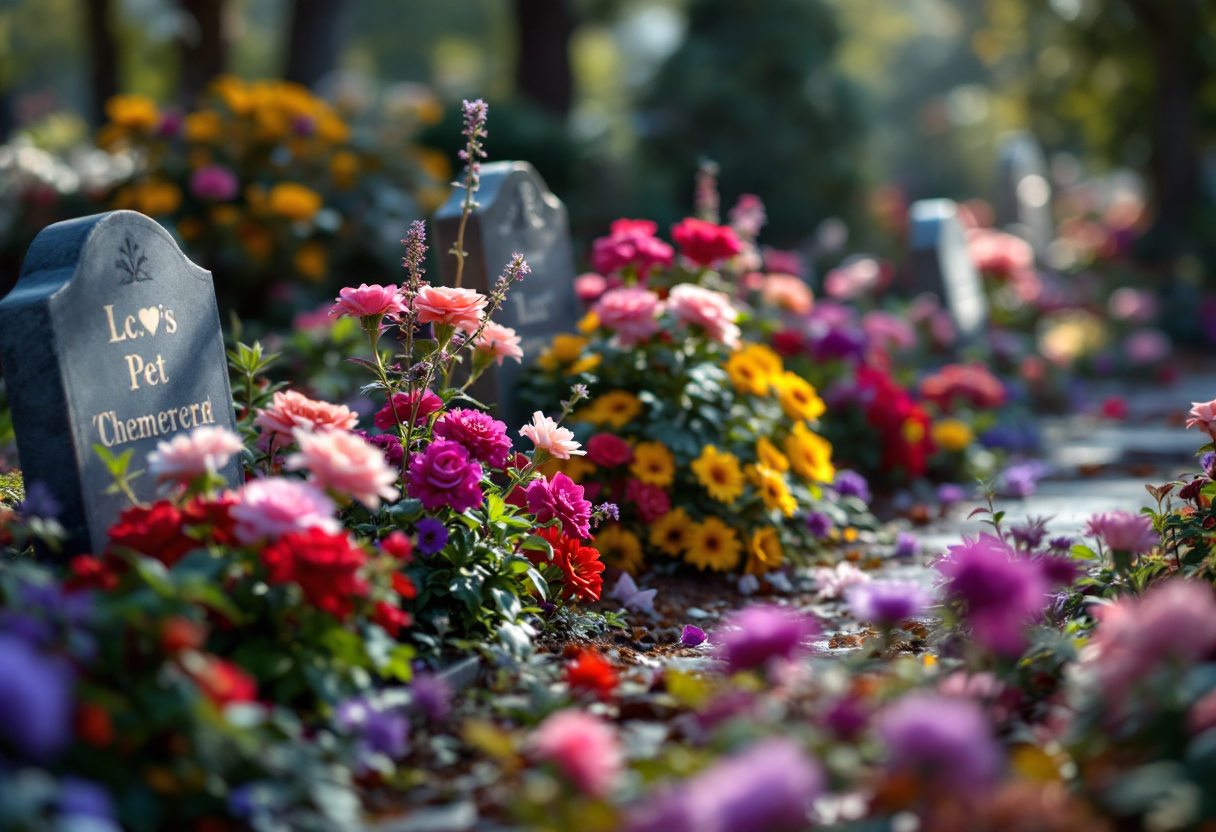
xmin=1085 ymin=510 xmax=1157 ymax=554
xmin=530 ymin=709 xmax=623 ymax=798
xmin=255 ymin=390 xmax=359 ymax=453
xmin=473 ymin=322 xmax=523 ymax=365
xmin=590 ymin=219 xmax=674 ymax=279
xmin=407 ymin=439 xmax=484 ymax=513
xmin=593 ymin=287 xmax=664 ymax=346
xmin=824 ymin=256 xmax=885 ymax=301
xmin=936 ymin=534 xmax=1048 ymax=655
xmin=189 ymin=164 xmax=238 ymax=202
xmin=1187 ymin=398 xmax=1216 ymax=442
xmin=666 ymin=284 xmax=740 ymax=348
xmin=760 ymin=274 xmax=813 ymax=315
xmin=374 ymin=389 xmax=443 ymax=431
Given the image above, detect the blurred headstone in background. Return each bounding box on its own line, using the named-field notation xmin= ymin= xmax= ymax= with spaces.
xmin=433 ymin=162 xmax=579 ymax=431
xmin=997 ymin=132 xmax=1054 ymax=261
xmin=907 ymin=198 xmax=988 ymax=344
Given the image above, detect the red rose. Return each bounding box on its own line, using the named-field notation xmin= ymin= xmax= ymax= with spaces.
xmin=183 ymin=494 xmax=239 ymax=546
xmin=372 ymin=601 xmax=412 ymax=637
xmin=75 ymin=702 xmax=114 ymax=748
xmin=771 ymin=330 xmax=806 ymax=358
xmin=192 ymin=657 xmax=257 ymax=707
xmin=161 ymin=616 xmax=207 ymax=654
xmin=108 ymin=501 xmax=196 ymax=567
xmin=260 ymin=529 xmax=369 ymax=621
xmin=671 ymin=217 xmax=743 ymax=267
xmin=625 ymin=479 xmax=670 ymax=523
xmin=392 ymin=572 xmax=418 ymax=600
xmin=534 ymin=526 xmax=605 ymax=603
xmin=586 ymin=434 xmax=634 ymax=468
xmin=563 ymin=648 xmax=618 ymax=700
xmin=381 ymin=530 xmax=414 ymax=561
xmin=64 ymin=554 xmax=120 ymax=592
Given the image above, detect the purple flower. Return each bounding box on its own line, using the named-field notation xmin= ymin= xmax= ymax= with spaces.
xmin=1009 ymin=516 xmax=1048 ymax=551
xmin=354 ymin=430 xmax=404 ymax=468
xmin=716 ymin=606 xmax=818 ymax=675
xmin=336 ymin=697 xmax=410 ymax=761
xmin=17 ymin=481 xmax=60 ymax=520
xmin=409 ymin=673 xmax=453 ymax=723
xmin=433 ymin=408 xmax=511 ymax=469
xmin=1086 ymin=510 xmax=1158 ymax=555
xmin=999 ymin=460 xmax=1049 ymax=498
xmin=1035 ymin=554 xmax=1081 ymax=588
xmin=627 ymin=738 xmax=823 ymax=832
xmin=876 ymin=693 xmax=1001 ymax=789
xmin=822 ymin=696 xmax=868 ymax=739
xmin=407 ymin=439 xmax=484 ymax=513
xmin=936 ymin=483 xmax=966 ymax=505
xmin=811 ymin=325 xmax=866 ymax=362
xmin=593 ymin=502 xmax=620 ymax=527
xmin=1203 ymin=452 xmax=1216 ymax=480
xmin=526 ymin=473 xmax=592 ymax=539
xmin=57 ymin=777 xmax=115 ymax=821
xmin=893 ymin=531 xmax=920 ymax=558
xmin=681 ymin=625 xmax=707 ymax=647
xmin=805 ymin=512 xmax=833 ymax=539
xmin=1048 ymin=536 xmax=1073 ymax=553
xmin=833 ymin=470 xmax=871 ymax=503
xmin=415 ymin=517 xmax=448 ymax=555
xmin=936 ymin=534 xmax=1049 ymax=655
xmin=188 ymin=164 xmax=238 ymax=202
xmin=0 ymin=635 xmax=74 ymax=761
xmin=846 ymin=581 xmax=932 ymax=625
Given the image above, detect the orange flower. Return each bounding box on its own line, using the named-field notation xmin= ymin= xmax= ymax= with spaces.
xmin=564 ymin=648 xmax=618 ymax=700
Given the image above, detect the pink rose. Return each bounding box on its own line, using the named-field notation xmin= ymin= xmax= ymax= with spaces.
xmin=1187 ymin=399 xmax=1216 ymax=442
xmin=231 ymin=477 xmax=340 ymax=544
xmin=406 ymin=439 xmax=484 ymax=513
xmin=374 ymin=389 xmax=443 ymax=431
xmin=254 ymin=390 xmax=359 ymax=454
xmin=593 ymin=287 xmax=663 ymax=346
xmin=585 ymin=434 xmax=633 ymax=468
xmin=625 ymin=479 xmax=670 ymax=523
xmin=531 ymin=710 xmax=623 ymax=798
xmin=1086 ymin=511 xmax=1158 ymax=554
xmin=862 ymin=310 xmax=917 ymax=352
xmin=329 ymin=283 xmax=407 ymax=320
xmin=413 ymin=285 xmax=487 ymax=333
xmin=473 ymin=322 xmax=524 ymax=365
xmin=666 ymin=284 xmax=740 ymax=348
xmin=526 ymin=472 xmax=592 ymax=539
xmin=574 ymin=273 xmax=610 ymax=304
xmin=671 ymin=217 xmax=743 ymax=267
xmin=590 ymin=219 xmax=674 ymax=278
xmin=760 ymin=273 xmax=814 ymax=315
xmin=824 ymin=256 xmax=882 ymax=301
xmin=286 ymin=428 xmax=400 ymax=510
xmin=148 ymin=425 xmax=243 ymax=484
xmin=520 ymin=412 xmax=584 ymax=460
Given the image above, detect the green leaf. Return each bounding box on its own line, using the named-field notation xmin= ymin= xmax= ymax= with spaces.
xmin=526 ymin=567 xmax=549 ymax=600
xmin=490 ymin=587 xmax=522 ymax=620
xmin=521 ymin=535 xmax=554 ymax=560
xmin=486 ymin=494 xmax=505 ymax=523
xmin=1070 ymin=544 xmax=1097 ymax=560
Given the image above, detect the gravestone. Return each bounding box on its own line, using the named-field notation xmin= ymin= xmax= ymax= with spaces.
xmin=0 ymin=210 xmax=241 ymax=556
xmin=996 ymin=132 xmax=1053 ymax=260
xmin=907 ymin=198 xmax=988 ymax=343
xmin=433 ymin=161 xmax=579 ymax=430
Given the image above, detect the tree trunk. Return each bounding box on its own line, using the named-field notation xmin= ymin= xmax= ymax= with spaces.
xmin=513 ymin=0 xmax=577 ymax=116
xmin=178 ymin=0 xmax=227 ymax=106
xmin=85 ymin=0 xmax=119 ymax=126
xmin=284 ymin=0 xmax=349 ymax=90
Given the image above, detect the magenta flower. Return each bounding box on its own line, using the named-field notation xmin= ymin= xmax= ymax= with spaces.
xmin=627 ymin=738 xmax=823 ymax=832
xmin=876 ymin=692 xmax=1001 ymax=789
xmin=681 ymin=625 xmax=707 ymax=647
xmin=526 ymin=473 xmax=592 ymax=539
xmin=531 ymin=710 xmax=623 ymax=798
xmin=846 ymin=581 xmax=932 ymax=626
xmin=716 ymin=605 xmax=818 ymax=675
xmin=188 ymin=164 xmax=238 ymax=202
xmin=231 ymin=477 xmax=340 ymax=544
xmin=433 ymin=408 xmax=511 ymax=469
xmin=593 ymin=287 xmax=664 ymax=347
xmin=625 ymin=479 xmax=670 ymax=523
xmin=374 ymin=389 xmax=443 ymax=431
xmin=936 ymin=534 xmax=1048 ymax=655
xmin=586 ymin=434 xmax=634 ymax=468
xmin=407 ymin=440 xmax=484 ymax=513
xmin=590 ymin=218 xmax=674 ymax=278
xmin=329 ymin=283 xmax=407 ymax=321
xmin=1086 ymin=510 xmax=1158 ymax=555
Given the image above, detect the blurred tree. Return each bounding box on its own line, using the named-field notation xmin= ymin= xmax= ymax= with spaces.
xmin=285 ymin=0 xmax=350 ymax=89
xmin=638 ymin=0 xmax=864 ymax=246
xmin=513 ymin=0 xmax=578 ymax=115
xmin=178 ymin=0 xmax=227 ymax=104
xmin=86 ymin=0 xmax=118 ymax=125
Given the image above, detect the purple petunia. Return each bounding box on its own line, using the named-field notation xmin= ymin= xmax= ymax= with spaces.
xmin=876 ymin=692 xmax=1001 ymax=789
xmin=936 ymin=482 xmax=966 ymax=506
xmin=433 ymin=408 xmax=512 ymax=469
xmin=335 ymin=696 xmax=410 ymax=761
xmin=805 ymin=512 xmax=833 ymax=539
xmin=681 ymin=625 xmax=707 ymax=647
xmin=407 ymin=439 xmax=484 ymax=513
xmin=999 ymin=460 xmax=1049 ymax=498
xmin=846 ymin=581 xmax=932 ymax=625
xmin=526 ymin=472 xmax=592 ymax=539
xmin=715 ymin=605 xmax=818 ymax=675
xmin=415 ymin=517 xmax=449 ymax=555
xmin=833 ymin=470 xmax=871 ymax=503
xmin=409 ymin=672 xmax=453 ymax=723
xmin=893 ymin=531 xmax=920 ymax=558
xmin=17 ymin=481 xmax=61 ymax=520
xmin=0 ymin=635 xmax=75 ymax=761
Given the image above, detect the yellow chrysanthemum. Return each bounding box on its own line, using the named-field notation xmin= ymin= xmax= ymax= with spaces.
xmin=537 ymin=334 xmax=589 ymax=371
xmin=746 ymin=464 xmax=797 ymax=517
xmin=630 ymin=441 xmax=675 ymax=487
xmin=746 ymin=527 xmax=784 ymax=576
xmin=756 ymin=437 xmax=790 ymax=473
xmin=595 ymin=525 xmax=644 ymax=575
xmin=785 ymin=422 xmax=836 ymax=483
xmin=684 ymin=517 xmax=742 ymax=572
xmin=268 ymin=183 xmax=323 ymax=222
xmin=577 ymin=391 xmax=644 ymax=429
xmin=932 ymin=418 xmax=975 ymax=453
xmin=105 ymin=94 xmax=159 ymax=131
xmin=567 ymin=354 xmax=602 ymax=375
xmin=691 ymin=446 xmax=745 ymax=504
xmin=649 ymin=508 xmax=694 ymax=556
xmin=773 ymin=372 xmax=826 ymax=422
xmin=724 ymin=352 xmax=771 ymax=397
xmin=538 ymin=456 xmax=597 ymax=484
xmin=577 ymin=311 xmax=601 ymax=335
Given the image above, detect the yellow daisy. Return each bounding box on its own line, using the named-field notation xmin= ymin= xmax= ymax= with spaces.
xmin=594 ymin=525 xmax=644 ymax=575
xmin=742 ymin=343 xmax=783 ymax=377
xmin=773 ymin=372 xmax=826 ymax=422
xmin=756 ymin=436 xmax=790 ymax=473
xmin=537 ymin=334 xmax=589 ymax=372
xmin=724 ymin=351 xmax=771 ymax=397
xmin=649 ymin=508 xmax=694 ymax=556
xmin=630 ymin=441 xmax=676 ymax=487
xmin=576 ymin=390 xmax=644 ymax=428
xmin=932 ymin=418 xmax=973 ymax=452
xmin=747 ymin=464 xmax=798 ymax=517
xmin=691 ymin=446 xmax=745 ymax=504
xmin=684 ymin=518 xmax=742 ymax=572
xmin=785 ymin=422 xmax=836 ymax=483
xmin=746 ymin=527 xmax=784 ymax=576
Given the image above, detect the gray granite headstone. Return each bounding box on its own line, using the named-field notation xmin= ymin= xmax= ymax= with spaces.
xmin=0 ymin=210 xmax=241 ymax=556
xmin=433 ymin=161 xmax=579 ymax=430
xmin=996 ymin=132 xmax=1053 ymax=260
xmin=908 ymin=198 xmax=988 ymax=343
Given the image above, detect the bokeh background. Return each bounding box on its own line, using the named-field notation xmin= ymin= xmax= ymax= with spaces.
xmin=2 ymin=0 xmax=1212 ymax=324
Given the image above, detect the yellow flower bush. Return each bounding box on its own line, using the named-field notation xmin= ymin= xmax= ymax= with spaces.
xmin=575 ymin=390 xmax=644 ymax=428
xmin=756 ymin=437 xmax=790 ymax=473
xmin=685 ymin=517 xmax=743 ymax=572
xmin=747 ymin=464 xmax=798 ymax=517
xmin=785 ymin=422 xmax=835 ymax=483
xmin=691 ymin=445 xmax=745 ymax=504
xmin=774 ymin=372 xmax=826 ymax=422
xmin=649 ymin=509 xmax=694 ymax=556
xmin=269 ymin=183 xmax=323 ymax=222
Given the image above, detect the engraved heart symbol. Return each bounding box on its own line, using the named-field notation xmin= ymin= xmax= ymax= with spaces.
xmin=138 ymin=307 xmax=160 ymax=336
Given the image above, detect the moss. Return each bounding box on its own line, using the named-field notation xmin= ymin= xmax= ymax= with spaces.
xmin=0 ymin=470 xmax=24 ymax=507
